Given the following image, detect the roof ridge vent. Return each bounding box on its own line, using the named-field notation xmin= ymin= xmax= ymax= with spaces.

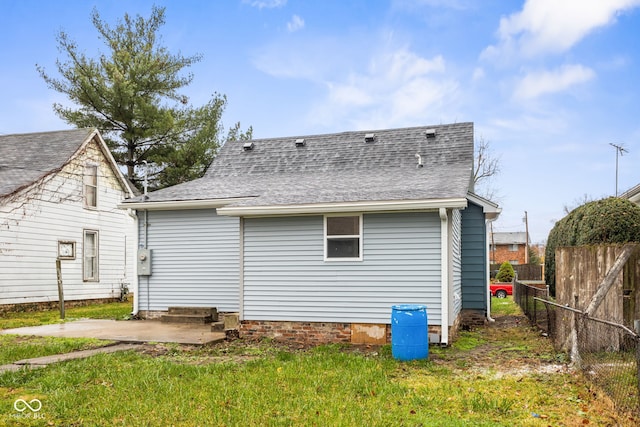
xmin=243 ymin=142 xmax=254 ymax=151
xmin=425 ymin=129 xmax=436 ymax=138
xmin=364 ymin=133 xmax=376 ymax=143
xmin=295 ymin=138 xmax=306 ymax=147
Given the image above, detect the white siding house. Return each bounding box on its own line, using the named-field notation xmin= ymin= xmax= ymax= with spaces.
xmin=0 ymin=129 xmax=136 ymax=306
xmin=122 ymin=123 xmax=500 ymax=345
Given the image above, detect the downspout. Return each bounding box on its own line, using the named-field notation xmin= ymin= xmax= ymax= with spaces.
xmin=439 ymin=207 xmax=449 ymax=345
xmin=486 ymin=217 xmax=497 ymax=323
xmin=144 ymin=209 xmax=149 ymax=314
xmin=126 ymin=209 xmax=140 ymax=317
xmin=238 ymin=217 xmax=244 ymax=321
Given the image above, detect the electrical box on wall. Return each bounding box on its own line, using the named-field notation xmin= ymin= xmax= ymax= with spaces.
xmin=137 ymin=248 xmax=152 ymax=276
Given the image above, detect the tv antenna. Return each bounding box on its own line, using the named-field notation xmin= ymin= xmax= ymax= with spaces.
xmin=610 ymin=143 xmax=628 ymax=196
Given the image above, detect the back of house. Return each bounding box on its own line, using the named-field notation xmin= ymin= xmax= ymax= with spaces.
xmin=122 ymin=122 xmax=500 ymax=345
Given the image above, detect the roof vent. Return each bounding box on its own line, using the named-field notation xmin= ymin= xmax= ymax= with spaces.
xmin=364 ymin=133 xmax=376 ymax=143
xmin=425 ymin=129 xmax=436 ymax=138
xmin=243 ymin=142 xmax=254 ymax=151
xmin=295 ymin=138 xmax=306 ymax=147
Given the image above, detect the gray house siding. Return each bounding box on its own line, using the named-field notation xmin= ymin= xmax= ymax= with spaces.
xmin=242 ymin=212 xmax=442 ymax=324
xmin=137 ymin=209 xmax=239 ymax=312
xmin=461 ymin=202 xmax=487 ymax=311
xmin=451 ymin=209 xmax=463 ymax=321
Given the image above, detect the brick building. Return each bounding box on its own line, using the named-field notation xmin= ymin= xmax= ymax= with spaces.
xmin=490 ymin=232 xmax=528 ymax=265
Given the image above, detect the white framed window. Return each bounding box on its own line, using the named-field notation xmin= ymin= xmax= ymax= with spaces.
xmin=83 ymin=164 xmax=98 ymax=208
xmin=83 ymin=230 xmax=99 ymax=281
xmin=324 ymin=214 xmax=363 ymax=261
xmin=509 ymin=244 xmax=518 ymax=252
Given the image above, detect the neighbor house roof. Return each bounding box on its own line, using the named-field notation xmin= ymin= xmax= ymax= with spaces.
xmin=490 ymin=232 xmax=528 ymax=245
xmin=621 ymin=183 xmax=640 ymax=205
xmin=0 ymin=128 xmax=134 ymax=199
xmin=122 ymin=123 xmax=476 ymax=214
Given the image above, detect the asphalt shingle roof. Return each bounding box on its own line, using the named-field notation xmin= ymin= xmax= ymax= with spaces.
xmin=0 ymin=128 xmax=94 ymax=198
xmin=491 ymin=232 xmax=528 ymax=245
xmin=125 ymin=123 xmax=475 ymax=207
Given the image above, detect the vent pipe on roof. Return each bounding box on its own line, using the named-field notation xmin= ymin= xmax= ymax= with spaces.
xmin=364 ymin=133 xmax=376 ymax=143
xmin=243 ymin=142 xmax=254 ymax=151
xmin=295 ymin=138 xmax=306 ymax=147
xmin=415 ymin=153 xmax=424 ymax=168
xmin=425 ymin=129 xmax=436 ymax=138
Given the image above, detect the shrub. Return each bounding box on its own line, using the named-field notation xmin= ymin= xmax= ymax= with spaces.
xmin=495 ymin=261 xmax=515 ymax=282
xmin=544 ymin=197 xmax=640 ymax=294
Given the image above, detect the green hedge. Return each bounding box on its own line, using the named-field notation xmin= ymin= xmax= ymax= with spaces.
xmin=544 ymin=197 xmax=640 ymax=294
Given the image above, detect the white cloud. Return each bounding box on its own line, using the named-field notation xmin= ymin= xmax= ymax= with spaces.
xmin=244 ymin=0 xmax=287 ymax=9
xmin=309 ymin=49 xmax=459 ymax=130
xmin=514 ymin=64 xmax=595 ymax=99
xmin=483 ymin=0 xmax=640 ymax=59
xmin=287 ymin=15 xmax=305 ymax=32
xmin=472 ymin=67 xmax=485 ymax=81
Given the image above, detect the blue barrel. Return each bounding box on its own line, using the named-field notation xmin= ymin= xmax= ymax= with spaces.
xmin=391 ymin=304 xmax=428 ymax=361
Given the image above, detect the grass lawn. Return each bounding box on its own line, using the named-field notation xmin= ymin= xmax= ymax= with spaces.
xmin=0 ymin=298 xmax=635 ymax=426
xmin=0 ymin=301 xmax=133 ymax=330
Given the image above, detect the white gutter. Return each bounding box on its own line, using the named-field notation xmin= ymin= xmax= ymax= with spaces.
xmin=218 ymin=198 xmax=468 ymax=217
xmin=118 ymin=197 xmax=252 ymax=211
xmin=439 ymin=207 xmax=449 ymax=345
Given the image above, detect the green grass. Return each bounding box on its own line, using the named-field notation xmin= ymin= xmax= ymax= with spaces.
xmin=0 ymin=298 xmax=633 ymax=426
xmin=0 ymin=344 xmax=627 ymax=426
xmin=491 ymin=296 xmax=522 ymax=316
xmin=0 ymin=301 xmax=132 ymax=330
xmin=0 ymin=335 xmax=108 ymax=365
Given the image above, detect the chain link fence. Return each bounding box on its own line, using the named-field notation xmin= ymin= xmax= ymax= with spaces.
xmin=513 ymin=281 xmax=550 ymax=333
xmin=514 ymin=284 xmax=640 ymax=415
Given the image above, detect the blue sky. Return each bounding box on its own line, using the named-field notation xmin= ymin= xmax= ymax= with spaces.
xmin=1 ymin=0 xmax=639 ymax=243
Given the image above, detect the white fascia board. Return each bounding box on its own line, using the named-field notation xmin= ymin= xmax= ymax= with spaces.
xmin=117 ymin=197 xmax=252 ymax=211
xmin=217 ymin=198 xmax=468 ymax=217
xmin=467 ymin=192 xmax=501 ymax=220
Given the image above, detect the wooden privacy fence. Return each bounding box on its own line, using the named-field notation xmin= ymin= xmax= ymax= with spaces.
xmin=491 ymin=264 xmax=542 ymax=281
xmin=515 ymin=244 xmax=640 ymax=415
xmin=555 ymin=244 xmax=640 ymax=352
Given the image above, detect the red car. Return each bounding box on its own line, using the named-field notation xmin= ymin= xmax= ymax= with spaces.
xmin=490 ymin=283 xmax=512 ymax=298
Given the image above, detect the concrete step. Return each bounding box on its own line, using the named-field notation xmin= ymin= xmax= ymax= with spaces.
xmin=167 ymin=307 xmax=218 ymax=320
xmin=212 ymin=313 xmax=240 ymax=332
xmin=211 ymin=321 xmax=224 ymax=332
xmin=223 ymin=312 xmax=240 ymax=330
xmin=161 ymin=314 xmax=213 ymax=324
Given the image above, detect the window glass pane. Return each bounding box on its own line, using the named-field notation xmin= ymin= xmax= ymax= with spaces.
xmin=327 ymin=216 xmax=359 ymax=236
xmin=84 ymin=231 xmax=98 ymax=280
xmin=85 ymin=187 xmax=96 ymax=208
xmin=84 ymin=165 xmax=97 ymax=207
xmin=327 ymin=238 xmax=359 ymax=258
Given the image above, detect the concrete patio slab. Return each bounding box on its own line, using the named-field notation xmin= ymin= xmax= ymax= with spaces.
xmin=0 ymin=319 xmax=226 ymax=345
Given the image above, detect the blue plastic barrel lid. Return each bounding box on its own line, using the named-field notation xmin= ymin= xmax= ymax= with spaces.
xmin=392 ymin=304 xmax=427 ymax=311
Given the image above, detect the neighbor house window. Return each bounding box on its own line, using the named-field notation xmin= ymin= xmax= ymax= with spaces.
xmin=84 ymin=165 xmax=98 ymax=208
xmin=83 ymin=230 xmax=99 ymax=281
xmin=509 ymin=244 xmax=518 ymax=252
xmin=324 ymin=215 xmax=362 ymax=261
